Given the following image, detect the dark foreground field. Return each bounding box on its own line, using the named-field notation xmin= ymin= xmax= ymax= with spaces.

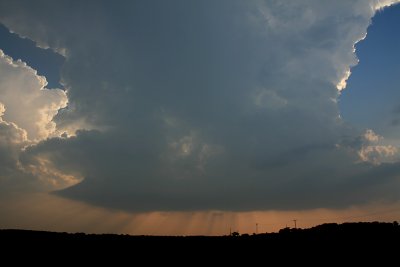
xmin=1 ymin=222 xmax=399 ymax=262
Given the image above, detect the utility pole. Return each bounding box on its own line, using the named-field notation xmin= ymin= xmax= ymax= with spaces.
xmin=256 ymin=223 xmax=258 ymax=234
xmin=293 ymin=219 xmax=297 ymax=229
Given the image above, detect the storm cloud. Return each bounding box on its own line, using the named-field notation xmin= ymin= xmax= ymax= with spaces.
xmin=1 ymin=0 xmax=400 ymax=211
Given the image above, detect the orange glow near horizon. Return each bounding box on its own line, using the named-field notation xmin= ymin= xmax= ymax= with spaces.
xmin=1 ymin=193 xmax=399 ymax=236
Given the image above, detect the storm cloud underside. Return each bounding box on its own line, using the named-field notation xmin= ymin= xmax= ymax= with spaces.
xmin=1 ymin=0 xmax=400 ymax=212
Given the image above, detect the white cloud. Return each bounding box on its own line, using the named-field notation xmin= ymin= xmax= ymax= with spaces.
xmin=359 ymin=145 xmax=398 ymax=164
xmin=0 ymin=102 xmax=28 ymax=147
xmin=364 ymin=129 xmax=381 ymax=142
xmin=0 ymin=50 xmax=67 ymax=141
xmin=0 ymin=103 xmax=30 ymax=191
xmin=358 ymin=129 xmax=400 ymax=164
xmin=0 ymin=49 xmax=71 ymax=191
xmin=373 ymin=0 xmax=400 ymax=10
xmin=337 ymin=69 xmax=351 ymax=91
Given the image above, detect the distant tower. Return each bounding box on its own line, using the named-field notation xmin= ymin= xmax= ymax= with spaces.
xmin=293 ymin=219 xmax=297 ymax=229
xmin=256 ymin=223 xmax=258 ymax=234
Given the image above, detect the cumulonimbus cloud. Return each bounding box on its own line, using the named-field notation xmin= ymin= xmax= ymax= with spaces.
xmin=0 ymin=49 xmax=70 ymax=192
xmin=1 ymin=0 xmax=400 ymax=211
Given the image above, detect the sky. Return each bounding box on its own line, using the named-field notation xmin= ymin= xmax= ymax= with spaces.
xmin=340 ymin=3 xmax=400 ymax=140
xmin=0 ymin=0 xmax=400 ymax=235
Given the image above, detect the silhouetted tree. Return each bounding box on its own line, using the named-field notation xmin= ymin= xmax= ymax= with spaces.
xmin=231 ymin=231 xmax=240 ymax=237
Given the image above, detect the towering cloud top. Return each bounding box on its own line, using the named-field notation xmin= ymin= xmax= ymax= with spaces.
xmin=0 ymin=0 xmax=399 ymax=211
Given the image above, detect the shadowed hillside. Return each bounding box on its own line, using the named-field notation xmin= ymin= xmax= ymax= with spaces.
xmin=1 ymin=221 xmax=399 ymax=265
xmin=2 ymin=222 xmax=399 ymax=254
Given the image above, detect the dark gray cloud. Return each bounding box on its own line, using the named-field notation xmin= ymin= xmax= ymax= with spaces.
xmin=1 ymin=0 xmax=400 ymax=211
